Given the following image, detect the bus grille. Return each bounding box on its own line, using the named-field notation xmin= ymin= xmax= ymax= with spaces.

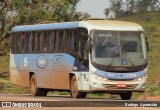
xmin=108 ymin=79 xmax=134 ymax=81
xmin=103 ymin=84 xmax=138 ymax=89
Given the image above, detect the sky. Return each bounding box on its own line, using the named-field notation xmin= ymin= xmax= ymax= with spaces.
xmin=76 ymin=0 xmax=109 ymax=18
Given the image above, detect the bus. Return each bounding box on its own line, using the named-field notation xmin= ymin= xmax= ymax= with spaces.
xmin=10 ymin=19 xmax=148 ymax=100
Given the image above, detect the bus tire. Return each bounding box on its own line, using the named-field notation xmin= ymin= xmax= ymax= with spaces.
xmin=81 ymin=92 xmax=87 ymax=98
xmin=40 ymin=89 xmax=48 ymax=96
xmin=70 ymin=75 xmax=86 ymax=98
xmin=120 ymin=92 xmax=132 ymax=100
xmin=30 ymin=74 xmax=42 ymax=96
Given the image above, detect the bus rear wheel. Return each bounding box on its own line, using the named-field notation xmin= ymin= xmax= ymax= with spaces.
xmin=70 ymin=75 xmax=87 ymax=98
xmin=30 ymin=74 xmax=47 ymax=96
xmin=120 ymin=92 xmax=132 ymax=100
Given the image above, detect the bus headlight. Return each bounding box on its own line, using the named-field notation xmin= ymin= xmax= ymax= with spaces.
xmin=133 ymin=73 xmax=147 ymax=81
xmin=91 ymin=71 xmax=108 ymax=81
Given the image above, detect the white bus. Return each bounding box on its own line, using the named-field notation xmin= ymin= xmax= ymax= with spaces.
xmin=10 ymin=19 xmax=148 ymax=100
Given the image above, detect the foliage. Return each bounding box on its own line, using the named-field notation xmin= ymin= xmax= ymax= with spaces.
xmin=0 ymin=0 xmax=90 ymax=57
xmin=146 ymin=82 xmax=160 ymax=96
xmin=104 ymin=8 xmax=110 ymax=19
xmin=104 ymin=0 xmax=160 ymax=19
xmin=0 ymin=72 xmax=30 ymax=94
xmin=119 ymin=12 xmax=160 ymax=96
xmin=10 ymin=0 xmax=84 ymax=25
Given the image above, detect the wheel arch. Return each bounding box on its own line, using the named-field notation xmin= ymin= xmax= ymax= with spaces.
xmin=69 ymin=73 xmax=75 ymax=81
xmin=29 ymin=72 xmax=35 ymax=86
xmin=69 ymin=72 xmax=82 ymax=90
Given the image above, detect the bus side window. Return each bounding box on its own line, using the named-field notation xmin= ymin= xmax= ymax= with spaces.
xmin=65 ymin=30 xmax=70 ymax=52
xmin=20 ymin=32 xmax=25 ymax=53
xmin=36 ymin=32 xmax=41 ymax=53
xmin=74 ymin=29 xmax=79 ymax=53
xmin=11 ymin=33 xmax=21 ymax=53
xmin=78 ymin=38 xmax=82 ymax=58
xmin=52 ymin=31 xmax=55 ymax=52
xmin=48 ymin=31 xmax=53 ymax=52
xmin=33 ymin=32 xmax=37 ymax=53
xmin=31 ymin=32 xmax=35 ymax=52
xmin=78 ymin=28 xmax=88 ymax=59
xmin=55 ymin=31 xmax=59 ymax=52
xmin=63 ymin=30 xmax=67 ymax=52
xmin=42 ymin=31 xmax=48 ymax=52
xmin=29 ymin=32 xmax=31 ymax=52
xmin=62 ymin=30 xmax=66 ymax=52
xmin=24 ymin=32 xmax=30 ymax=53
xmin=68 ymin=29 xmax=77 ymax=53
xmin=58 ymin=30 xmax=63 ymax=52
xmin=70 ymin=30 xmax=75 ymax=52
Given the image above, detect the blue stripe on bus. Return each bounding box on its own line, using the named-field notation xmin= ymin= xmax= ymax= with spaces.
xmin=96 ymin=69 xmax=145 ymax=79
xmin=12 ymin=22 xmax=79 ymax=32
xmin=11 ymin=53 xmax=75 ymax=71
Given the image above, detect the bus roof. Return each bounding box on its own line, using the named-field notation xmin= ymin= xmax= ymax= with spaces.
xmin=12 ymin=22 xmax=79 ymax=32
xmin=79 ymin=20 xmax=143 ymax=31
xmin=12 ymin=20 xmax=143 ymax=32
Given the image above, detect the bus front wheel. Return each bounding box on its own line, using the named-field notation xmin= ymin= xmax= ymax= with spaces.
xmin=120 ymin=92 xmax=132 ymax=100
xmin=70 ymin=75 xmax=87 ymax=98
xmin=30 ymin=74 xmax=47 ymax=96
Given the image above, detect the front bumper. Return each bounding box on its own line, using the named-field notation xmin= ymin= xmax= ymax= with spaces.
xmin=89 ymin=79 xmax=146 ymax=93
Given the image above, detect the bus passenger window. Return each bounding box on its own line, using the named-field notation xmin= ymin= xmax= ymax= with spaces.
xmin=63 ymin=30 xmax=67 ymax=52
xmin=20 ymin=32 xmax=25 ymax=52
xmin=77 ymin=28 xmax=88 ymax=59
xmin=11 ymin=33 xmax=21 ymax=53
xmin=29 ymin=32 xmax=32 ymax=53
xmin=43 ymin=31 xmax=48 ymax=52
xmin=62 ymin=30 xmax=66 ymax=52
xmin=78 ymin=38 xmax=86 ymax=58
xmin=65 ymin=30 xmax=70 ymax=52
xmin=24 ymin=33 xmax=30 ymax=53
xmin=52 ymin=31 xmax=56 ymax=52
xmin=67 ymin=29 xmax=77 ymax=53
xmin=36 ymin=32 xmax=41 ymax=53
xmin=58 ymin=30 xmax=63 ymax=52
xmin=70 ymin=30 xmax=75 ymax=51
xmin=55 ymin=31 xmax=59 ymax=52
xmin=31 ymin=32 xmax=35 ymax=52
xmin=48 ymin=31 xmax=53 ymax=52
xmin=78 ymin=38 xmax=81 ymax=57
xmin=75 ymin=30 xmax=79 ymax=53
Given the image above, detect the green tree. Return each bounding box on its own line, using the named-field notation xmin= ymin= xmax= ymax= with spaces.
xmin=136 ymin=0 xmax=159 ymax=12
xmin=104 ymin=8 xmax=110 ymax=19
xmin=109 ymin=0 xmax=124 ymax=18
xmin=0 ymin=0 xmax=86 ymax=55
xmin=129 ymin=0 xmax=135 ymax=12
xmin=0 ymin=0 xmax=10 ymax=36
xmin=10 ymin=0 xmax=83 ymax=24
xmin=71 ymin=12 xmax=91 ymax=21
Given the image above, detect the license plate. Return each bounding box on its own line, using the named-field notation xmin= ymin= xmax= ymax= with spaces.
xmin=117 ymin=84 xmax=127 ymax=88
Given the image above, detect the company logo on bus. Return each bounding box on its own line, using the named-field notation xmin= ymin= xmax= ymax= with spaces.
xmin=24 ymin=57 xmax=28 ymax=67
xmin=122 ymin=59 xmax=128 ymax=65
xmin=36 ymin=55 xmax=48 ymax=69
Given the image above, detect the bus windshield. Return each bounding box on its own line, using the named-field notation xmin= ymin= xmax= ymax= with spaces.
xmin=91 ymin=30 xmax=147 ymax=70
